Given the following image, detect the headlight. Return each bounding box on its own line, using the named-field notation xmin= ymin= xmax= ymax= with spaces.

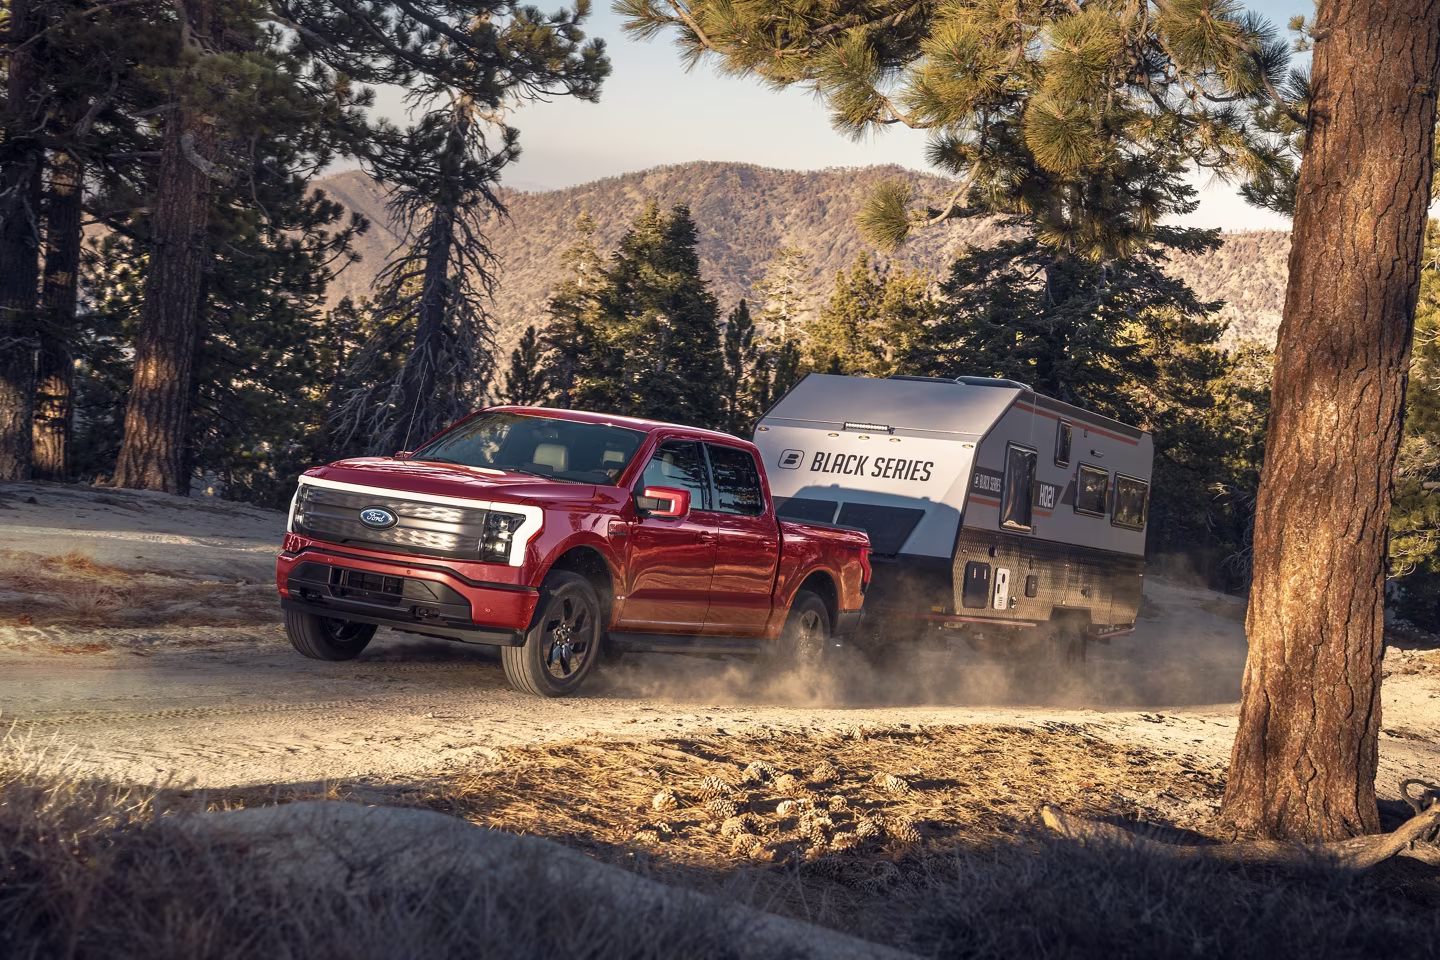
xmin=291 ymin=484 xmax=313 ymax=532
xmin=480 ymin=511 xmax=526 ymax=563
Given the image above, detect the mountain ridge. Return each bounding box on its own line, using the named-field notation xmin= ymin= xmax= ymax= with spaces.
xmin=317 ymin=161 xmax=1289 ymax=359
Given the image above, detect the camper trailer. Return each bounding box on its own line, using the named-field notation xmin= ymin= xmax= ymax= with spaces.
xmin=752 ymin=374 xmax=1153 ymax=659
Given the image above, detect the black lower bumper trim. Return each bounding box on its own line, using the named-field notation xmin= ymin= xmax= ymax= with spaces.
xmin=607 ymin=633 xmax=763 ymax=656
xmin=281 ymin=597 xmax=525 ymax=646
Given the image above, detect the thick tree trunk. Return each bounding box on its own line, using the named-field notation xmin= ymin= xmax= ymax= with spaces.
xmin=1222 ymin=0 xmax=1440 ymax=842
xmin=33 ymin=150 xmax=84 ymax=481
xmin=112 ymin=0 xmax=223 ymax=494
xmin=0 ymin=0 xmax=44 ymax=481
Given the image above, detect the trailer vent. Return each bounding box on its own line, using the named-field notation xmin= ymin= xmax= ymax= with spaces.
xmin=835 ymin=503 xmax=926 ymax=556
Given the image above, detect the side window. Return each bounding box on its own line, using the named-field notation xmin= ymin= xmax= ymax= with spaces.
xmin=1075 ymin=464 xmax=1110 ymax=516
xmin=1055 ymin=420 xmax=1073 ymax=467
xmin=1113 ymin=474 xmax=1150 ymax=530
xmin=639 ymin=440 xmax=708 ymax=509
xmin=1001 ymin=444 xmax=1037 ymax=532
xmin=704 ymin=444 xmax=765 ymax=516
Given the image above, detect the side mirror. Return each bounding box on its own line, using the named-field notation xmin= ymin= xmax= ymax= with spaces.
xmin=636 ymin=486 xmax=690 ymax=518
xmin=393 ymin=450 xmax=413 ymax=460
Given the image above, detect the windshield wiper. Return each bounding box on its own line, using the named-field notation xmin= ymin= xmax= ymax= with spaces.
xmin=412 ymin=455 xmax=466 ymax=465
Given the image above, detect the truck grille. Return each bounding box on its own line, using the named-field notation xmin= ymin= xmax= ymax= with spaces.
xmin=293 ymin=485 xmax=489 ymax=561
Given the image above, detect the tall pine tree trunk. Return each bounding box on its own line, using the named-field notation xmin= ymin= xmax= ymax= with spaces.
xmin=1222 ymin=0 xmax=1440 ymax=842
xmin=0 ymin=0 xmax=43 ymax=481
xmin=113 ymin=0 xmax=223 ymax=494
xmin=34 ymin=150 xmax=84 ymax=481
xmin=393 ymin=204 xmax=456 ymax=450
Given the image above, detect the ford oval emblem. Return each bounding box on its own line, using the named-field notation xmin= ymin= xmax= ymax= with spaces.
xmin=359 ymin=506 xmax=398 ymax=529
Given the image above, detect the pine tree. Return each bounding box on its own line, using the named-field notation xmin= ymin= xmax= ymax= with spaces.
xmin=621 ymin=0 xmax=1290 ymax=259
xmin=544 ymin=213 xmax=607 ymax=408
xmin=808 ymin=252 xmax=935 ymax=377
xmin=499 ymin=324 xmax=551 ymax=406
xmin=752 ymin=244 xmax=813 ymax=408
xmin=574 ymin=200 xmax=723 ymax=427
xmin=720 ymin=299 xmax=758 ymax=434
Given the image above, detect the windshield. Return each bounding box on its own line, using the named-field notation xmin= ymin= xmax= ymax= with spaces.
xmin=410 ymin=412 xmax=646 ymax=485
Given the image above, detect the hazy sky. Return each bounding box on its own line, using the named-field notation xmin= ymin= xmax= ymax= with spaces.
xmin=402 ymin=1 xmax=1311 ymax=232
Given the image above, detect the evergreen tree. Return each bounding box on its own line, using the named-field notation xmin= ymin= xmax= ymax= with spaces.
xmin=1388 ymin=219 xmax=1440 ymax=626
xmin=808 ymin=252 xmax=935 ymax=377
xmin=543 ymin=213 xmax=606 ymax=408
xmin=499 ymin=324 xmax=551 ymax=406
xmin=751 ymin=244 xmax=813 ymax=408
xmin=720 ymin=299 xmax=758 ymax=434
xmin=621 ymin=0 xmax=1289 ymax=259
xmin=573 ymin=200 xmax=723 ymax=427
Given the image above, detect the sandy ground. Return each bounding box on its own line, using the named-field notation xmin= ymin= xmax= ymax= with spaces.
xmin=2 ymin=480 xmax=1437 ymax=809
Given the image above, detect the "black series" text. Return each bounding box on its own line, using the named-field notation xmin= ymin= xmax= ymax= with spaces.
xmin=811 ymin=452 xmax=934 ymax=482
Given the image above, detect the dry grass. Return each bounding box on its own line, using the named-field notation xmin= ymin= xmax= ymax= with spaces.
xmin=0 ymin=549 xmax=278 ymax=630
xmin=0 ymin=743 xmax=750 ymax=960
xmin=3 ymin=727 xmax=1438 ymax=959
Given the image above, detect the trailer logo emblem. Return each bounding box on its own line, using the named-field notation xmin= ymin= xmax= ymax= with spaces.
xmin=359 ymin=507 xmax=398 ymax=529
xmin=777 ymin=449 xmax=805 ymax=470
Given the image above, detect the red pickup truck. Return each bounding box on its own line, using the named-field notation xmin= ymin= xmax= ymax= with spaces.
xmin=275 ymin=407 xmax=871 ymax=696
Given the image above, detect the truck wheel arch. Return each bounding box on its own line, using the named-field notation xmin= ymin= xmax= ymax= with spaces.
xmin=794 ymin=570 xmax=838 ymax=631
xmin=546 ymin=546 xmax=615 ymax=625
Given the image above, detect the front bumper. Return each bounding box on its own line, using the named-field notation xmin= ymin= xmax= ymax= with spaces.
xmin=276 ymin=545 xmax=538 ymax=646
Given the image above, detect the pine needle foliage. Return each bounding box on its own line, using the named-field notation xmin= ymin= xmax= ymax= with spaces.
xmin=554 ymin=201 xmax=725 ymax=428
xmin=621 ymin=0 xmax=1293 ymax=258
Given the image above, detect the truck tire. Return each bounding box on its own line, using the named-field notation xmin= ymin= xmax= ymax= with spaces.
xmin=285 ymin=610 xmax=377 ymax=661
xmin=770 ymin=590 xmax=832 ymax=671
xmin=502 ymin=571 xmax=601 ymax=697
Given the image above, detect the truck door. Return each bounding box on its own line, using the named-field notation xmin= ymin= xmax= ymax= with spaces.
xmin=700 ymin=443 xmax=779 ymax=635
xmin=616 ymin=439 xmax=718 ymax=630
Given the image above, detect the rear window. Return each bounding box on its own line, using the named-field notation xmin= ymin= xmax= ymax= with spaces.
xmin=704 ymin=444 xmax=765 ymax=516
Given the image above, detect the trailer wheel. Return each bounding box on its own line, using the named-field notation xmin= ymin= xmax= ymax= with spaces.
xmin=768 ymin=590 xmax=832 ymax=671
xmin=501 ymin=571 xmax=601 ymax=698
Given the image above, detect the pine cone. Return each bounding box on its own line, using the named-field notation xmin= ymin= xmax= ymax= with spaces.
xmin=651 ymin=789 xmax=678 ymax=812
xmin=774 ymin=773 xmax=804 ymax=796
xmin=721 ymin=814 xmax=757 ymax=838
xmin=810 ymin=760 xmax=839 ymax=784
xmin=742 ymin=761 xmax=776 ymax=784
xmin=855 ymin=816 xmax=882 ymax=839
xmin=871 ymin=772 xmax=910 ymax=795
xmin=830 ymin=831 xmax=860 ymax=851
xmin=696 ymin=774 xmax=734 ymax=800
xmin=887 ymin=816 xmax=921 ymax=846
xmin=707 ymin=797 xmax=740 ymax=821
xmin=827 ymin=794 xmax=849 ymax=812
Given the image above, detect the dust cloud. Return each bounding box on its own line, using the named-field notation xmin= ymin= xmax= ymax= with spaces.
xmin=589 ymin=576 xmax=1250 ymax=712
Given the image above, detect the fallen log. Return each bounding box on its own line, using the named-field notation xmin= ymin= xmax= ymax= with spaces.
xmin=1040 ymin=801 xmax=1440 ymax=870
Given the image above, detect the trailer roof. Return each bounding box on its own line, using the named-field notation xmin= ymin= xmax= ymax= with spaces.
xmin=762 ymin=374 xmax=1022 ymax=437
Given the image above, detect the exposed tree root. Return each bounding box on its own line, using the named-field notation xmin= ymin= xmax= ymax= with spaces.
xmin=1041 ymin=800 xmax=1440 ymax=870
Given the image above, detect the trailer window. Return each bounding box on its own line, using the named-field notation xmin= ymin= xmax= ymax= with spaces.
xmin=1055 ymin=420 xmax=1073 ymax=467
xmin=1001 ymin=445 xmax=1038 ymax=532
xmin=704 ymin=444 xmax=765 ymax=516
xmin=1075 ymin=464 xmax=1109 ymax=516
xmin=1113 ymin=474 xmax=1149 ymax=530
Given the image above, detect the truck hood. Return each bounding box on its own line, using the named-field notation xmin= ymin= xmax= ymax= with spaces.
xmin=304 ymin=458 xmax=602 ymax=505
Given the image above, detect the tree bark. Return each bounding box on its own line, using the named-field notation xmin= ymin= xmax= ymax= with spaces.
xmin=1222 ymin=0 xmax=1440 ymax=842
xmin=112 ymin=0 xmax=223 ymax=494
xmin=0 ymin=0 xmax=44 ymax=481
xmin=33 ymin=150 xmax=84 ymax=481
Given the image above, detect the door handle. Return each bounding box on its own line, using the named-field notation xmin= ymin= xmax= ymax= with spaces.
xmin=697 ymin=532 xmax=718 ymax=544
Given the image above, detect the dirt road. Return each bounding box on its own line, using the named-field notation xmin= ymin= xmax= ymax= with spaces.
xmin=2 ymin=481 xmax=1437 ymax=801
